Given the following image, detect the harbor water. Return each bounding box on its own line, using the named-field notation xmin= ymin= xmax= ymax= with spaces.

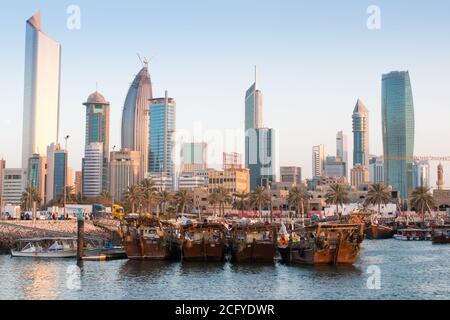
xmin=1 ymin=240 xmax=449 ymax=300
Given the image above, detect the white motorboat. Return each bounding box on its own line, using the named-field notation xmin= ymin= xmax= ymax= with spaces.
xmin=11 ymin=238 xmax=78 ymax=258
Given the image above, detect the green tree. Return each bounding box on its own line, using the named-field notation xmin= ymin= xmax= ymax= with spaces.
xmin=233 ymin=191 xmax=249 ymax=214
xmin=288 ymin=186 xmax=312 ymax=219
xmin=141 ymin=178 xmax=157 ymax=214
xmin=325 ymin=184 xmax=349 ymax=219
xmin=410 ymin=186 xmax=436 ymax=222
xmin=158 ymin=190 xmax=172 ymax=217
xmin=175 ymin=189 xmax=193 ymax=214
xmin=251 ymin=186 xmax=270 ymax=219
xmin=364 ymin=183 xmax=392 ymax=215
xmin=216 ymin=187 xmax=231 ymax=217
xmin=208 ymin=192 xmax=219 ymax=216
xmin=123 ymin=185 xmax=143 ymax=214
xmin=21 ymin=185 xmax=42 ymax=211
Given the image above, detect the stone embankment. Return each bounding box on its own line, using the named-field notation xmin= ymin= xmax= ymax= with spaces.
xmin=0 ymin=220 xmax=120 ymax=254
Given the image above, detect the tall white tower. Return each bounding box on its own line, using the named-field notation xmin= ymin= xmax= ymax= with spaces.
xmin=22 ymin=12 xmax=61 ymax=171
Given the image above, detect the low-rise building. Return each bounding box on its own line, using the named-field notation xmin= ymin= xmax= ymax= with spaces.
xmin=208 ymin=168 xmax=250 ymax=194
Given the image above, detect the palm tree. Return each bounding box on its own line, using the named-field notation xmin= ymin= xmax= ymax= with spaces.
xmin=123 ymin=185 xmax=143 ymax=214
xmin=234 ymin=191 xmax=249 ymax=214
xmin=21 ymin=185 xmax=41 ymax=211
xmin=141 ymin=178 xmax=157 ymax=214
xmin=410 ymin=186 xmax=436 ymax=223
xmin=216 ymin=188 xmax=231 ymax=217
xmin=325 ymin=184 xmax=349 ymax=219
xmin=251 ymin=186 xmax=270 ymax=219
xmin=175 ymin=189 xmax=192 ymax=214
xmin=208 ymin=192 xmax=219 ymax=217
xmin=364 ymin=183 xmax=392 ymax=215
xmin=288 ymin=186 xmax=312 ymax=219
xmin=158 ymin=190 xmax=172 ymax=217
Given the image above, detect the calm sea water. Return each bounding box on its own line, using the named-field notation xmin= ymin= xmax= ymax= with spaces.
xmin=1 ymin=240 xmax=449 ymax=300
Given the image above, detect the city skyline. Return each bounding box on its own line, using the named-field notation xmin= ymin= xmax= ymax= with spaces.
xmin=1 ymin=2 xmax=450 ymax=186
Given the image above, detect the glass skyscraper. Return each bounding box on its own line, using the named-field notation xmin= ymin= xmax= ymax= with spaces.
xmin=83 ymin=91 xmax=110 ymax=192
xmin=382 ymin=71 xmax=415 ymax=198
xmin=247 ymin=128 xmax=277 ymax=190
xmin=149 ymin=92 xmax=176 ymax=180
xmin=352 ymin=99 xmax=369 ymax=168
xmin=121 ymin=63 xmax=153 ymax=180
xmin=22 ymin=12 xmax=61 ymax=171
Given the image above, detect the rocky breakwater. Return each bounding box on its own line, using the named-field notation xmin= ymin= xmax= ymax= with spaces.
xmin=0 ymin=220 xmax=113 ymax=254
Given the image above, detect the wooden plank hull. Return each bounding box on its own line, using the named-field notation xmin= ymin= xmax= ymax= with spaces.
xmin=365 ymin=225 xmax=394 ymax=240
xmin=182 ymin=241 xmax=224 ymax=262
xmin=140 ymin=239 xmax=172 ymax=260
xmin=281 ymin=242 xmax=361 ymax=265
xmin=232 ymin=242 xmax=275 ymax=263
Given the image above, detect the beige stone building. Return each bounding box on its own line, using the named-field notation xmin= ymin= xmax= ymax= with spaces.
xmin=208 ymin=168 xmax=250 ymax=194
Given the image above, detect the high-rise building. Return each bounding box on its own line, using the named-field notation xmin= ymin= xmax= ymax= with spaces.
xmin=0 ymin=159 xmax=5 ymax=207
xmin=22 ymin=12 xmax=61 ymax=172
xmin=53 ymin=149 xmax=67 ymax=201
xmin=245 ymin=67 xmax=263 ymax=133
xmin=413 ymin=160 xmax=430 ymax=189
xmin=437 ymin=163 xmax=445 ymax=190
xmin=223 ymin=152 xmax=243 ymax=170
xmin=45 ymin=143 xmax=67 ymax=203
xmin=121 ymin=62 xmax=153 ymax=180
xmin=208 ymin=168 xmax=250 ymax=195
xmin=352 ymin=99 xmax=369 ymax=168
xmin=149 ymin=92 xmax=176 ymax=183
xmin=109 ymin=149 xmax=141 ymax=201
xmin=2 ymin=169 xmax=25 ymax=206
xmin=27 ymin=154 xmax=47 ymax=202
xmin=312 ymin=145 xmax=327 ymax=178
xmin=369 ymin=156 xmax=384 ymax=184
xmin=75 ymin=171 xmax=82 ymax=196
xmin=336 ymin=131 xmax=348 ymax=178
xmin=280 ymin=167 xmax=302 ymax=185
xmin=247 ymin=128 xmax=277 ymax=190
xmin=324 ymin=156 xmax=346 ymax=179
xmin=351 ymin=164 xmax=369 ymax=188
xmin=82 ymin=143 xmax=103 ymax=198
xmin=83 ymin=91 xmax=110 ymax=192
xmin=382 ymin=71 xmax=415 ymax=198
xmin=180 ymin=142 xmax=207 ymax=172
xmin=245 ymin=68 xmax=277 ymax=190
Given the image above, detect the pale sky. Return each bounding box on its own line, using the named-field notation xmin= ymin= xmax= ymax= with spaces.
xmin=1 ymin=0 xmax=450 ymax=185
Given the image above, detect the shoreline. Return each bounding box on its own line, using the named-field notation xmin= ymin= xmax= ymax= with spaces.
xmin=0 ymin=220 xmax=120 ymax=253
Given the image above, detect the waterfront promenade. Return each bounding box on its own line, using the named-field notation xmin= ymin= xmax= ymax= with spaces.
xmin=0 ymin=220 xmax=117 ymax=253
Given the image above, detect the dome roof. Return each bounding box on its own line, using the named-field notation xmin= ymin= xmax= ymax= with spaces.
xmin=86 ymin=91 xmax=108 ymax=104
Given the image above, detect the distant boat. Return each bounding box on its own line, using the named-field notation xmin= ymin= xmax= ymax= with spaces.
xmin=230 ymin=222 xmax=277 ymax=263
xmin=365 ymin=224 xmax=395 ymax=240
xmin=278 ymin=223 xmax=365 ymax=265
xmin=11 ymin=237 xmax=78 ymax=258
xmin=180 ymin=221 xmax=227 ymax=262
xmin=394 ymin=229 xmax=431 ymax=241
xmin=431 ymin=226 xmax=450 ymax=244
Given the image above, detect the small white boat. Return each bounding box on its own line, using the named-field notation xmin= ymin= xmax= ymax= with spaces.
xmin=394 ymin=229 xmax=432 ymax=241
xmin=11 ymin=238 xmax=78 ymax=258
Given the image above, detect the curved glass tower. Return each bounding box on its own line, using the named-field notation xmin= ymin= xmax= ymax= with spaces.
xmin=22 ymin=12 xmax=61 ymax=171
xmin=382 ymin=71 xmax=415 ymax=199
xmin=121 ymin=63 xmax=153 ymax=180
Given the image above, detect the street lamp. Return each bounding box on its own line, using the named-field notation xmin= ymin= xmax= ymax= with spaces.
xmin=63 ymin=135 xmax=70 ymax=219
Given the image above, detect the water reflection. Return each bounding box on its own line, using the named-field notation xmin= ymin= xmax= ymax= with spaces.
xmin=21 ymin=259 xmax=60 ymax=300
xmin=0 ymin=240 xmax=449 ymax=300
